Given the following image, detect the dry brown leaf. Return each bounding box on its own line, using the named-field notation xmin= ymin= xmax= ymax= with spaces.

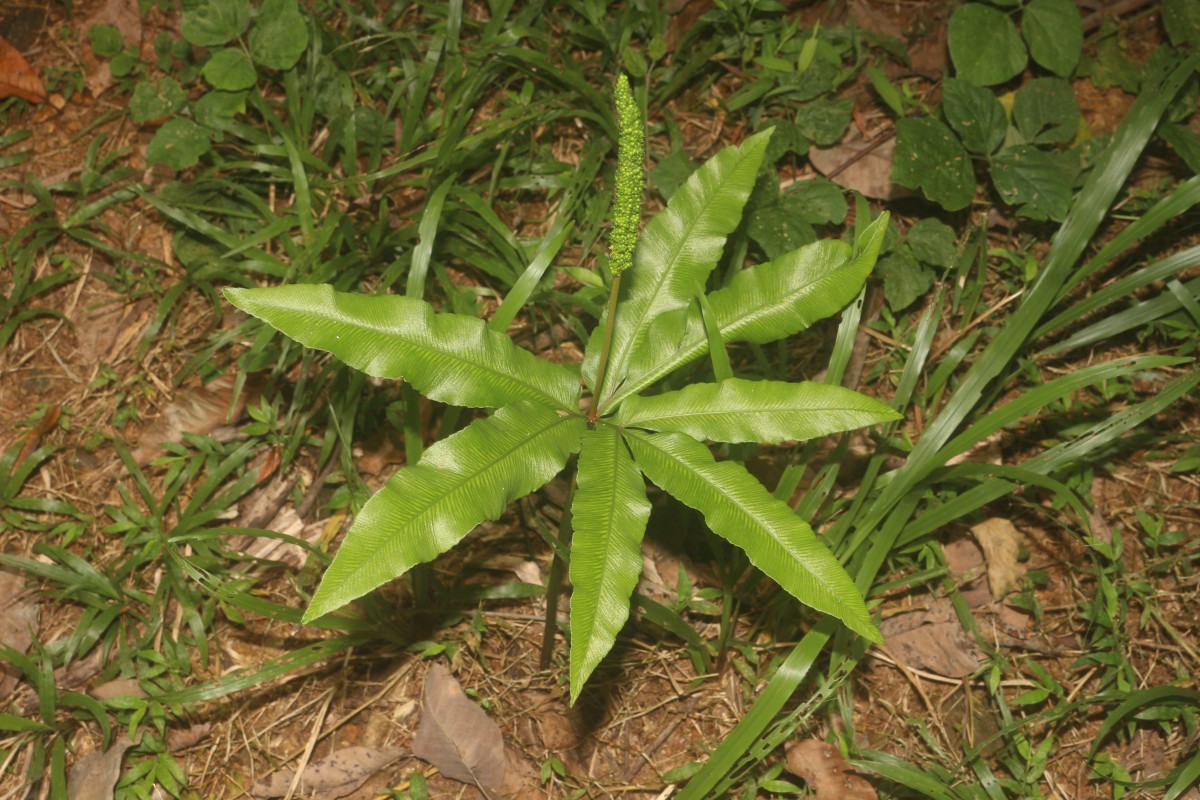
xmin=131 ymin=375 xmax=260 ymax=465
xmin=354 ymin=432 xmax=405 ymax=477
xmin=68 ymin=736 xmax=135 ymax=800
xmin=880 ymin=599 xmax=983 ymax=678
xmin=412 ymin=664 xmax=506 ymax=795
xmin=250 ymin=747 xmax=404 ymax=800
xmin=0 ymin=36 xmax=46 ymax=103
xmin=235 ymin=472 xmax=298 ymax=531
xmin=942 ymin=537 xmax=990 ymax=608
xmin=15 ymin=404 xmax=60 ymax=465
xmin=470 ymin=554 xmax=543 ymax=586
xmin=809 ymin=131 xmax=914 ymax=201
xmin=640 ymin=539 xmax=679 ymax=598
xmin=908 ymin=20 xmax=949 ymax=77
xmin=90 ymin=677 xmax=146 ymax=701
xmin=970 ymin=517 xmax=1025 ymax=600
xmin=499 ymin=746 xmax=541 ymax=800
xmin=0 ymin=571 xmax=39 ymax=700
xmin=847 ymin=0 xmax=903 ymax=40
xmin=166 ymin=723 xmax=211 ymax=752
xmin=784 ymin=739 xmax=877 ymax=800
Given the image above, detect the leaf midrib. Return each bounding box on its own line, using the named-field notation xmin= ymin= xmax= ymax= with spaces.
xmin=625 ymin=405 xmax=882 ymax=426
xmin=605 ymin=146 xmax=754 ymax=400
xmin=610 ymin=270 xmax=849 ymax=406
xmin=341 ymin=411 xmax=573 ymax=587
xmin=574 ymin=427 xmax=629 ymax=663
xmin=311 ymin=299 xmax=575 ymax=410
xmin=630 ymin=431 xmax=836 ymax=597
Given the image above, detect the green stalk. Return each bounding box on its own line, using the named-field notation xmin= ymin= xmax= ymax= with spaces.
xmin=539 ymin=473 xmax=576 ymax=669
xmin=586 ymin=273 xmax=622 ymax=421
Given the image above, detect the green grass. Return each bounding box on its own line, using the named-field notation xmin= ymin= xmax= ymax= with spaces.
xmin=1 ymin=2 xmax=1198 ymax=798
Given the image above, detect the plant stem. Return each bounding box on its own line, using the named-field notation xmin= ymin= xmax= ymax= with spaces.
xmin=586 ymin=273 xmax=622 ymax=422
xmin=539 ymin=474 xmax=577 ymax=670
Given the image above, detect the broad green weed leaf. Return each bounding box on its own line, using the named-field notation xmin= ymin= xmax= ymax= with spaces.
xmin=892 ymin=117 xmax=975 ymax=211
xmin=650 ymin=149 xmax=696 ymax=201
xmin=747 ymin=197 xmax=817 ymax=260
xmin=991 ymin=145 xmax=1073 ymax=221
xmin=249 ymin=0 xmax=309 ymax=71
xmin=181 ymin=0 xmax=250 ymax=46
xmin=1084 ymin=19 xmax=1142 ymax=92
xmin=129 ymin=78 xmax=186 ymax=123
xmin=794 ymin=97 xmax=853 ymax=146
xmin=614 ymin=379 xmax=899 ymax=444
xmin=1013 ymin=78 xmax=1079 ymax=145
xmin=907 ymin=219 xmax=958 ymax=268
xmin=147 ymin=118 xmax=211 ymax=170
xmin=303 ymin=403 xmax=584 ymax=621
xmin=194 ymin=90 xmax=247 ymax=132
xmin=782 ymin=178 xmax=847 ymax=225
xmin=948 ymin=4 xmax=1027 ymax=87
xmin=1160 ymin=124 xmax=1200 ymax=174
xmin=569 ymin=427 xmax=650 ymax=701
xmin=625 ymin=430 xmax=879 ymax=643
xmin=616 ymin=215 xmax=888 ymax=404
xmin=1022 ymin=0 xmax=1082 ymax=77
xmin=584 ymin=130 xmax=772 ymax=404
xmin=762 ymin=122 xmax=809 ymax=164
xmin=1162 ymin=0 xmax=1200 ymax=49
xmin=875 ymin=249 xmax=933 ymax=311
xmin=942 ymin=78 xmax=1007 ymax=155
xmin=88 ymin=25 xmax=124 ymax=59
xmin=203 ymin=48 xmax=257 ymax=92
xmin=224 ymin=285 xmax=580 ymax=410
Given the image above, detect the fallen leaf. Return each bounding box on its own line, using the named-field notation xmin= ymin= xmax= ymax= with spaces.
xmin=784 ymin=739 xmax=877 ymax=800
xmin=15 ymin=404 xmax=61 ymax=466
xmin=809 ymin=130 xmax=914 ymax=201
xmin=167 ymin=723 xmax=211 ymax=752
xmin=942 ymin=537 xmax=991 ymax=608
xmin=0 ymin=571 xmax=39 ymax=700
xmin=251 ymin=747 xmax=404 ymax=800
xmin=944 ymin=431 xmax=1004 ymax=466
xmin=239 ymin=509 xmax=312 ymax=568
xmin=235 ymin=472 xmax=299 ymax=532
xmin=131 ymin=374 xmax=261 ymax=465
xmin=0 ymin=37 xmax=46 ymax=103
xmin=908 ymin=20 xmax=949 ymax=77
xmin=412 ymin=664 xmax=506 ymax=795
xmin=68 ymin=736 xmax=135 ymax=800
xmin=970 ymin=518 xmax=1025 ymax=600
xmin=354 ymin=432 xmax=405 ymax=477
xmin=665 ymin=0 xmax=715 ymax=52
xmin=880 ymin=599 xmax=983 ymax=678
xmin=499 ymin=746 xmax=541 ymax=800
xmin=256 ymin=445 xmax=281 ymax=483
xmin=90 ymin=677 xmax=146 ymax=700
xmin=847 ymin=0 xmax=903 ymax=40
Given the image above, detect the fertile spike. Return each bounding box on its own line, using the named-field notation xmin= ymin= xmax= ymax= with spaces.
xmin=608 ymin=74 xmax=644 ymax=277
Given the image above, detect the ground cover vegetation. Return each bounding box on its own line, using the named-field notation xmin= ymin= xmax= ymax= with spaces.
xmin=0 ymin=0 xmax=1198 ymax=798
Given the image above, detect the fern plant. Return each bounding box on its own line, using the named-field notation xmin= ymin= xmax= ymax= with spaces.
xmin=225 ymin=76 xmax=896 ymax=700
